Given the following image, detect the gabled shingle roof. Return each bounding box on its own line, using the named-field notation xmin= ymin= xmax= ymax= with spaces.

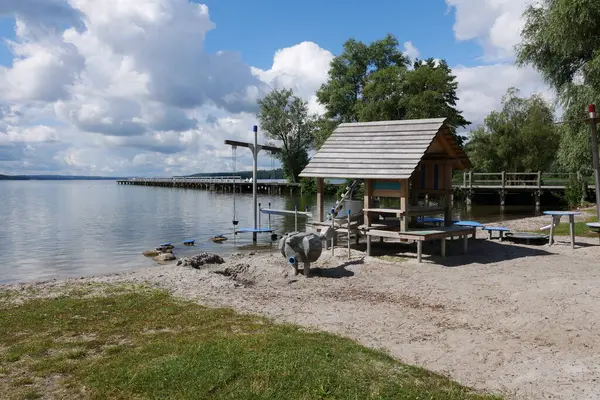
xmin=299 ymin=118 xmax=470 ymax=180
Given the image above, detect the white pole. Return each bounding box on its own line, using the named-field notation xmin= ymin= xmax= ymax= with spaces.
xmin=253 ymin=125 xmax=258 ymax=242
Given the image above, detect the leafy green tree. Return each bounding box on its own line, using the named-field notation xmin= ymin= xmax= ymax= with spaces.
xmin=401 ymin=59 xmax=470 ymax=143
xmin=257 ymin=89 xmax=316 ymax=183
xmin=517 ymin=0 xmax=600 ymax=175
xmin=555 ymin=85 xmax=600 ymax=174
xmin=316 ymin=34 xmax=409 ymax=124
xmin=465 ymin=88 xmax=559 ymax=172
xmin=315 ymin=35 xmax=469 ymax=147
xmin=517 ymin=0 xmax=600 ymax=94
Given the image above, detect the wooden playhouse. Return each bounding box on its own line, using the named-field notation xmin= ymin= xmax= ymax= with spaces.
xmin=299 ymin=118 xmax=476 ymax=262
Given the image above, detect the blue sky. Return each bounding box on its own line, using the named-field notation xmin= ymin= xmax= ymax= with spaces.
xmin=200 ymin=0 xmax=482 ymax=69
xmin=0 ymin=1 xmax=484 ymax=70
xmin=0 ymin=0 xmax=550 ymax=176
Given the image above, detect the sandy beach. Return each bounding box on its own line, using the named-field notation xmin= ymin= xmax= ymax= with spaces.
xmin=3 ymin=213 xmax=600 ymax=400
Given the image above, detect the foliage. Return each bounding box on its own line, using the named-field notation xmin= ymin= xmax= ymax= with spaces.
xmin=465 ymin=88 xmax=559 ymax=172
xmin=554 ymin=85 xmax=600 ymax=174
xmin=257 ymin=88 xmax=316 ymax=183
xmin=335 ymin=179 xmax=365 ymax=200
xmin=517 ymin=0 xmax=600 ymax=95
xmin=517 ymin=0 xmax=600 ymax=176
xmin=0 ymin=286 xmax=499 ymax=400
xmin=315 ymin=35 xmax=469 ymax=147
xmin=299 ymin=177 xmax=338 ymax=196
xmin=401 ymin=59 xmax=470 ymax=139
xmin=562 ymin=174 xmax=587 ymax=207
xmin=316 ymin=34 xmax=409 ymax=124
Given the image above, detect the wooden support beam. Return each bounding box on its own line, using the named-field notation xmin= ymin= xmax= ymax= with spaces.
xmin=316 ymin=178 xmax=324 ymax=222
xmin=400 ymin=179 xmax=408 ymax=231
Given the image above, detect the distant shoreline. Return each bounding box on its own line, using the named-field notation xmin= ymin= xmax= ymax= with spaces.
xmin=0 ymin=175 xmax=122 ymax=181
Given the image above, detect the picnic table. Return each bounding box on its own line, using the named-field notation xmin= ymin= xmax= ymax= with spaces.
xmin=543 ymin=211 xmax=581 ymax=248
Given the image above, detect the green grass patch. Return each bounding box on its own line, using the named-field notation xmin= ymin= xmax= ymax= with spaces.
xmin=0 ymin=286 xmax=501 ymax=400
xmin=552 ymin=211 xmax=600 ymax=237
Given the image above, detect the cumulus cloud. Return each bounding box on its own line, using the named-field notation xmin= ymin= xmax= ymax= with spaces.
xmin=0 ymin=0 xmax=554 ymax=176
xmin=454 ymin=64 xmax=553 ymax=130
xmin=252 ymin=42 xmax=334 ymax=114
xmin=0 ymin=0 xmax=84 ymax=32
xmin=403 ymin=41 xmax=420 ymax=60
xmin=446 ymin=0 xmax=534 ymax=61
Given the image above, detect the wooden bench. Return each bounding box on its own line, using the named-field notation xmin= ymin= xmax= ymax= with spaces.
xmin=366 ymin=226 xmax=477 ymax=263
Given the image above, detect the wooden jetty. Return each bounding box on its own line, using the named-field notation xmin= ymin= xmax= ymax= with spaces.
xmin=455 ymin=171 xmax=597 ymax=207
xmin=116 ymin=176 xmax=301 ymax=195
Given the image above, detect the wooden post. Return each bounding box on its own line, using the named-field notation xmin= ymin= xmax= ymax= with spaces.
xmin=537 ymin=171 xmax=542 ymax=189
xmin=400 ymin=179 xmax=408 ymax=231
xmin=294 ymin=205 xmax=298 ymax=232
xmin=417 ymin=241 xmax=423 ymax=263
xmin=501 ymin=171 xmax=506 ymax=190
xmin=331 ymin=208 xmax=335 ymax=256
xmin=463 ymin=171 xmax=466 ymax=188
xmin=316 ymin=178 xmax=324 ymax=222
xmin=364 ymin=179 xmax=372 ymax=256
xmin=347 ymin=209 xmax=351 ymax=260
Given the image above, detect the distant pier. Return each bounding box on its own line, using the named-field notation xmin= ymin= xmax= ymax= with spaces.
xmin=116 ymin=176 xmax=301 ymax=195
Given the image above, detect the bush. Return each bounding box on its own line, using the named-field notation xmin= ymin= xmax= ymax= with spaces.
xmin=562 ymin=175 xmax=587 ymax=207
xmin=300 ymin=178 xmax=338 ymax=196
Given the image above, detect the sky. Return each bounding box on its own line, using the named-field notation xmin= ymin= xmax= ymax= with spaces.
xmin=0 ymin=0 xmax=552 ymax=177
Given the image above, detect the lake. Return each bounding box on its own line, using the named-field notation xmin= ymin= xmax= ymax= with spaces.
xmin=0 ymin=180 xmax=546 ymax=284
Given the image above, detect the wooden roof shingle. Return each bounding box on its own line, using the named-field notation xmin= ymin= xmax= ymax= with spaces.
xmin=299 ymin=118 xmax=471 ymax=179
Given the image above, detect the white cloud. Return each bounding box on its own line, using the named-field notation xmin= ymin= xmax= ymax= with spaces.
xmin=252 ymin=41 xmax=334 ymax=114
xmin=0 ymin=0 xmax=84 ymax=32
xmin=0 ymin=0 xmax=556 ymax=176
xmin=454 ymin=63 xmax=554 ymax=129
xmin=0 ymin=0 xmax=334 ymax=176
xmin=446 ymin=0 xmax=534 ymax=61
xmin=403 ymin=41 xmax=420 ymax=60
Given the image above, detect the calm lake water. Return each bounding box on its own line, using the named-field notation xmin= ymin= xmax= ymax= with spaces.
xmin=0 ymin=180 xmax=548 ymax=284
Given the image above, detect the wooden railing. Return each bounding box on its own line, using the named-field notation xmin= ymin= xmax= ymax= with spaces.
xmin=458 ymin=172 xmax=583 ymax=190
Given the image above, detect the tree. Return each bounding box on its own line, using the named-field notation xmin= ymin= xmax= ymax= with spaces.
xmin=516 ymin=0 xmax=600 ymax=175
xmin=315 ymin=35 xmax=469 ymax=147
xmin=517 ymin=0 xmax=600 ymax=95
xmin=401 ymin=59 xmax=470 ymax=143
xmin=316 ymin=34 xmax=409 ymax=124
xmin=555 ymin=85 xmax=600 ymax=174
xmin=465 ymin=88 xmax=559 ymax=172
xmin=257 ymin=89 xmax=315 ymax=183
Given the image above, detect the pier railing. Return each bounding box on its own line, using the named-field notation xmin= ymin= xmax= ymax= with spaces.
xmin=459 ymin=172 xmax=587 ymax=190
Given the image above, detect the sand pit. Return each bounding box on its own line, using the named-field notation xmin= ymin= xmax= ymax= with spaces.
xmin=4 ymin=216 xmax=600 ymax=399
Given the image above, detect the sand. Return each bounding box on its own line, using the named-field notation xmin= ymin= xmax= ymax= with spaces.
xmin=3 ymin=213 xmax=600 ymax=400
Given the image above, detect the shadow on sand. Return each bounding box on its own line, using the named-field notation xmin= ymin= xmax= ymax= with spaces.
xmin=354 ymin=238 xmax=554 ymax=267
xmin=310 ymin=258 xmax=363 ymax=278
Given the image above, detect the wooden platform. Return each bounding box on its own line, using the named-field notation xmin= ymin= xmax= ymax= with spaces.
xmin=366 ymin=226 xmax=476 ymax=263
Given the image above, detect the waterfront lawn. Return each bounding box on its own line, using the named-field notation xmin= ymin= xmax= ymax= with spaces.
xmin=0 ymin=286 xmax=500 ymax=400
xmin=553 ymin=212 xmax=599 ymax=238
